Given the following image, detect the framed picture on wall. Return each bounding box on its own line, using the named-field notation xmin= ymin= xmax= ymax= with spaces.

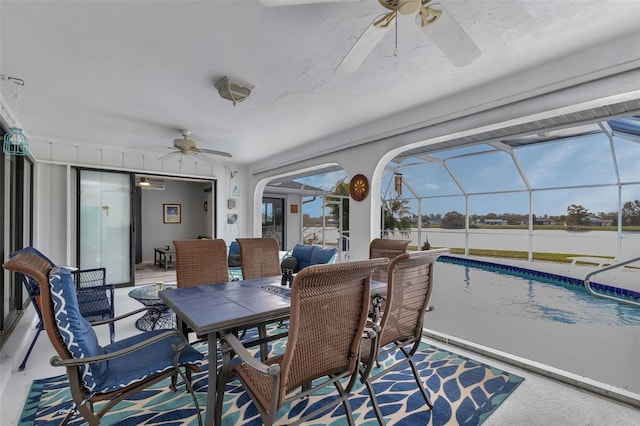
xmin=163 ymin=203 xmax=181 ymax=224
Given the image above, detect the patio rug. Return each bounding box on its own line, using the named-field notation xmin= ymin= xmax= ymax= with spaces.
xmin=19 ymin=329 xmax=523 ymax=426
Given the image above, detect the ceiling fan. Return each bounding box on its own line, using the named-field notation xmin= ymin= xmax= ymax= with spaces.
xmin=263 ymin=0 xmax=480 ymax=73
xmin=159 ymin=129 xmax=232 ymax=165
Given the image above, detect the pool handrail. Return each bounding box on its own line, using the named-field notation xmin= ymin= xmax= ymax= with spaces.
xmin=583 ymin=256 xmax=640 ymax=307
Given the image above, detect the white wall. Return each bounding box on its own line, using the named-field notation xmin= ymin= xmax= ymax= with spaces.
xmin=140 ymin=180 xmax=211 ymax=262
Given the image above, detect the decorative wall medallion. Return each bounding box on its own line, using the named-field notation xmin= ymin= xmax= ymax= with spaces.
xmin=349 ymin=174 xmax=369 ymax=201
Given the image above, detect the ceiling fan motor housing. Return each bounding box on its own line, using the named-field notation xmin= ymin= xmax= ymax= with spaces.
xmin=380 ymin=0 xmax=421 ymax=14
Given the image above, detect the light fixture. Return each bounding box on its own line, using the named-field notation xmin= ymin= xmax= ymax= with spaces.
xmin=3 ymin=127 xmax=29 ymax=156
xmin=215 ymin=76 xmax=254 ymax=106
xmin=139 ymin=177 xmax=151 ymax=186
xmin=1 ymin=74 xmax=29 ymax=156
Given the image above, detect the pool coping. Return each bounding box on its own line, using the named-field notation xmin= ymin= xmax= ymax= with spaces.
xmin=438 ymin=255 xmax=640 ymax=302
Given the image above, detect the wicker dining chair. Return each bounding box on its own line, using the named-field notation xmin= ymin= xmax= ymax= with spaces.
xmin=237 ymin=237 xmax=282 ymax=280
xmin=235 ymin=237 xmax=286 ymax=358
xmin=369 ymin=238 xmax=411 ymax=282
xmin=2 ymin=251 xmax=204 ymax=426
xmin=359 ymin=248 xmax=449 ymax=425
xmin=215 ymin=258 xmax=389 ymax=426
xmin=174 ymin=239 xmax=230 ymax=287
xmin=174 ymin=239 xmax=230 ymax=337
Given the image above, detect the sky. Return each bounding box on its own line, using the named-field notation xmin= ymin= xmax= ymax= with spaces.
xmin=294 ymin=124 xmax=640 ymax=218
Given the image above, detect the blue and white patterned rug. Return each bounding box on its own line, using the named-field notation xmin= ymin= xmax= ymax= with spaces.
xmin=19 ymin=330 xmax=523 ymax=425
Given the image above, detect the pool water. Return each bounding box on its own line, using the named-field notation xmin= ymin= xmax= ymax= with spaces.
xmin=435 ymin=258 xmax=640 ymax=326
xmin=427 ymin=258 xmax=640 ymax=392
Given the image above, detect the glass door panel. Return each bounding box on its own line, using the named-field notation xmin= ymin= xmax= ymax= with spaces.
xmin=262 ymin=197 xmax=284 ymax=250
xmin=79 ymin=170 xmax=131 ymax=284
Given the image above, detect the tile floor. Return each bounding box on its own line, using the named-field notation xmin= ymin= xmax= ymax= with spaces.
xmin=1 ymin=260 xmax=639 ymax=425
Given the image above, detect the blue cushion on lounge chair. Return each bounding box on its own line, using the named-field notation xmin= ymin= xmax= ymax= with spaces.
xmin=310 ymin=246 xmax=338 ymax=266
xmin=292 ymin=243 xmax=315 ymax=270
xmin=49 ymin=266 xmax=106 ymax=392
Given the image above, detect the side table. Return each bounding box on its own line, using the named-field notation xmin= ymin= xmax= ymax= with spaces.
xmin=128 ymin=284 xmax=177 ymax=331
xmin=154 ymin=247 xmax=176 ymax=271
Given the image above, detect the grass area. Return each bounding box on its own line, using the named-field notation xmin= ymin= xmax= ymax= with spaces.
xmin=417 ymin=247 xmax=614 ymax=264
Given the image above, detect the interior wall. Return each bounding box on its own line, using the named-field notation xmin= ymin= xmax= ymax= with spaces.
xmin=139 ymin=180 xmax=210 ymax=262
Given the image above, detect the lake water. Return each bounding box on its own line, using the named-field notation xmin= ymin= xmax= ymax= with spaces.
xmin=304 ymin=227 xmax=640 ymax=257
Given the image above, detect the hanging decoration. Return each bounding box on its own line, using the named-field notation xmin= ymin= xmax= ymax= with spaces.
xmin=1 ymin=74 xmax=29 ymax=156
xmin=394 ymin=172 xmax=403 ymax=196
xmin=349 ymin=174 xmax=369 ymax=201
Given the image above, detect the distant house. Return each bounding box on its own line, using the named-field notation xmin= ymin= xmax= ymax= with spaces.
xmin=482 ymin=219 xmax=508 ymax=225
xmin=524 ymin=218 xmax=556 ymax=225
xmin=587 ymin=216 xmax=614 ymax=226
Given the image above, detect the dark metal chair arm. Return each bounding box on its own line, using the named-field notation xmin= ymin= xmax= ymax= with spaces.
xmin=50 ymin=329 xmax=188 ymax=368
xmin=221 ymin=333 xmax=280 ymax=376
xmin=88 ymin=306 xmax=161 ymax=327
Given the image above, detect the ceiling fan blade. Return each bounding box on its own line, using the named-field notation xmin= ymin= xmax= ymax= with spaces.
xmin=261 ymin=0 xmax=360 ymax=5
xmin=336 ymin=14 xmax=393 ymax=74
xmin=195 ymin=154 xmax=216 ymax=166
xmin=417 ymin=3 xmax=480 ymax=67
xmin=158 ymin=151 xmax=180 ymax=162
xmin=200 ymin=148 xmax=233 ymax=158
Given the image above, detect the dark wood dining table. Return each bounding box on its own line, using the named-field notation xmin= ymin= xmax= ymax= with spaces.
xmin=159 ymin=275 xmax=386 ymax=426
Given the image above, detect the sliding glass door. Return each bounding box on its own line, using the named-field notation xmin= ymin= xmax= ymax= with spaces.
xmin=78 ymin=170 xmax=133 ymax=285
xmin=262 ymin=197 xmax=285 ymax=249
xmin=0 ymin=147 xmax=33 ymax=334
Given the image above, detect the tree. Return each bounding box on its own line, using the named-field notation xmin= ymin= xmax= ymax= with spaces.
xmin=383 ymin=198 xmax=411 ymax=232
xmin=440 ymin=210 xmax=465 ymax=229
xmin=565 ymin=204 xmax=590 ymax=227
xmin=622 ymin=200 xmax=640 ymax=225
xmin=327 ymin=181 xmax=350 ymax=231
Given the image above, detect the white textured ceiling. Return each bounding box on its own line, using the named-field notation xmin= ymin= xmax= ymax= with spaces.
xmin=1 ymin=1 xmax=639 ymax=166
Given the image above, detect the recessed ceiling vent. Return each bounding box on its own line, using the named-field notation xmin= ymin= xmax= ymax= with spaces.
xmin=215 ymin=76 xmax=254 ymax=106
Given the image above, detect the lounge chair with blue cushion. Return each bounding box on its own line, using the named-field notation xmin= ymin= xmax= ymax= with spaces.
xmin=3 ymin=250 xmax=204 ymax=426
xmin=9 ymin=247 xmax=115 ymax=370
xmin=280 ymin=243 xmax=338 ymax=273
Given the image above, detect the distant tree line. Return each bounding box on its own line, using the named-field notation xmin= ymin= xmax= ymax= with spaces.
xmin=305 ymin=193 xmax=640 ymax=230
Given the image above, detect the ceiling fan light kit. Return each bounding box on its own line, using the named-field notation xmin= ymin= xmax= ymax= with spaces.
xmin=335 ymin=0 xmax=481 ymax=73
xmin=215 ymin=76 xmax=255 ymax=106
xmin=158 ymin=129 xmax=233 ymax=163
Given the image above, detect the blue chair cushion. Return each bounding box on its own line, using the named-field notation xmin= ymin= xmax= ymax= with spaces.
xmin=98 ymin=329 xmax=204 ymax=393
xmin=292 ymin=243 xmax=315 ymax=270
xmin=49 ymin=266 xmax=106 ymax=392
xmin=310 ymin=246 xmax=338 ymax=266
xmin=10 ymin=247 xmax=55 ymax=296
xmin=229 ymin=241 xmax=240 ymax=255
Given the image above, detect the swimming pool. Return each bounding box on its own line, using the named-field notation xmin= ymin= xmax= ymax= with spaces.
xmin=426 ymin=256 xmax=640 ymax=394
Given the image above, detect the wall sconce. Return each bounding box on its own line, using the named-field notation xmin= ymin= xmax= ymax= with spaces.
xmin=230 ymin=169 xmax=238 ymax=179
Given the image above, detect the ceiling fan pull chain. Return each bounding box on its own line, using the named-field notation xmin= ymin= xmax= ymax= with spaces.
xmin=394 ymin=7 xmax=399 ymax=57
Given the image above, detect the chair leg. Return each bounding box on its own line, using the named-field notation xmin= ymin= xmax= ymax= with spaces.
xmin=403 ymin=348 xmax=433 ymax=409
xmin=178 ymin=366 xmax=203 ymax=426
xmin=364 ymin=378 xmax=386 ymax=426
xmin=335 ymin=382 xmax=356 ymax=426
xmin=19 ymin=323 xmax=43 ymax=371
xmin=258 ymin=324 xmax=268 ymax=361
xmin=215 ymin=342 xmax=235 ymax=426
xmin=109 ymin=321 xmax=115 ymax=344
xmin=76 ymin=401 xmax=101 ymax=426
